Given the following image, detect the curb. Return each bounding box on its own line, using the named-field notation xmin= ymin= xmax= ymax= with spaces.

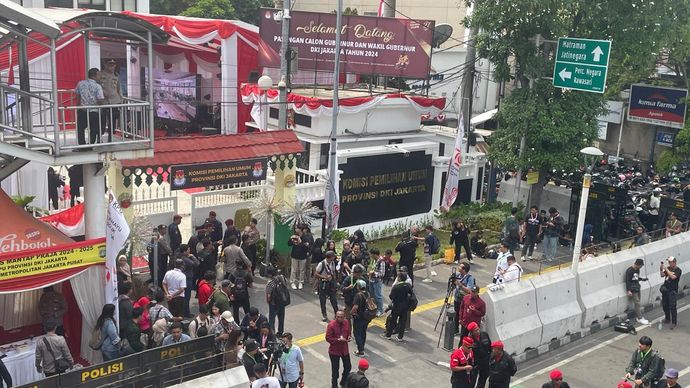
xmin=511 ymin=290 xmax=687 ymax=364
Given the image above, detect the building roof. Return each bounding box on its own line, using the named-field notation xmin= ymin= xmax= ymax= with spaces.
xmin=121 ymin=130 xmax=304 ymax=169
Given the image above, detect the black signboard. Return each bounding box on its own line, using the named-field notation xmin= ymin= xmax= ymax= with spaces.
xmin=338 ymin=151 xmax=434 ymax=227
xmin=15 ymin=374 xmax=59 ymax=388
xmin=170 ymin=158 xmax=268 ymax=190
xmin=59 ymin=353 xmax=143 ymax=387
xmin=659 ymin=197 xmax=690 ymax=225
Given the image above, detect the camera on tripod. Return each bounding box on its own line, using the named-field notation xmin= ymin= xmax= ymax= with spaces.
xmin=448 ymin=266 xmax=459 ymax=285
xmin=265 ymin=340 xmax=288 ymax=360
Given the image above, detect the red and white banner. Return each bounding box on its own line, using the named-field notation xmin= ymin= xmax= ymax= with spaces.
xmin=441 ymin=116 xmax=464 ymax=211
xmin=105 ymin=192 xmax=130 ymax=325
xmin=377 ymin=0 xmax=385 ymax=17
xmin=241 ymin=84 xmax=446 ymax=125
xmin=40 ymin=204 xmax=85 ymax=237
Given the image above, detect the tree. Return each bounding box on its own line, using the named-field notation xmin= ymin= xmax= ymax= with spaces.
xmin=466 ymin=0 xmax=676 ymax=206
xmin=153 ymin=0 xmax=273 ymax=25
xmin=180 ymin=0 xmax=236 ymax=20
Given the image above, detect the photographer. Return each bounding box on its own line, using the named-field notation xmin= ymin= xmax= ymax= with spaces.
xmin=243 ymin=339 xmax=261 ymax=383
xmin=625 ymin=259 xmax=649 ymax=324
xmin=453 ymin=263 xmax=475 ymax=335
xmin=288 ymin=230 xmax=308 ymax=290
xmin=277 ymin=333 xmax=304 ymax=388
xmin=625 ymin=336 xmax=661 ymax=387
xmin=660 ymin=256 xmax=682 ymax=330
xmin=257 ymin=322 xmax=276 ymax=367
xmin=316 ymin=251 xmax=339 ymax=322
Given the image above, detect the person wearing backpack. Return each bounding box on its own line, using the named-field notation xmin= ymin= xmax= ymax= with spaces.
xmin=489 ymin=341 xmax=517 ymax=388
xmin=95 ymin=304 xmax=125 ymax=361
xmin=35 ymin=319 xmax=73 ymax=376
xmin=384 ymin=272 xmax=412 ymax=342
xmin=422 ymin=225 xmax=440 ymax=283
xmin=345 ymin=358 xmax=370 ymax=388
xmin=350 ymin=280 xmax=372 ymax=357
xmin=189 ymin=304 xmax=212 ymax=339
xmin=625 ymin=336 xmax=662 ymax=388
xmin=229 ymin=260 xmax=253 ymax=323
xmin=502 ymin=208 xmax=520 ymax=255
xmin=316 ymin=251 xmax=340 ymax=322
xmin=266 ymin=266 xmax=290 ymax=335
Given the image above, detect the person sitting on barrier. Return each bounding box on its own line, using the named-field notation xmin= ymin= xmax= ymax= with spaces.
xmin=625 ymin=336 xmax=661 ymax=388
xmin=626 ymin=259 xmax=649 ymax=325
xmin=502 ymin=256 xmax=523 ymax=284
xmin=541 ymin=369 xmax=571 ymax=388
xmin=488 ymin=341 xmax=517 ymax=388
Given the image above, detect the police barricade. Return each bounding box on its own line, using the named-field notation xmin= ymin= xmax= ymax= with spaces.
xmin=639 ymin=233 xmax=687 ymax=306
xmin=609 ymin=245 xmax=646 ymax=317
xmin=484 ymin=280 xmax=542 ymax=355
xmin=530 ymin=268 xmax=582 ymax=345
xmin=17 ymin=336 xmax=218 ymax=388
xmin=576 ymin=255 xmax=618 ymax=328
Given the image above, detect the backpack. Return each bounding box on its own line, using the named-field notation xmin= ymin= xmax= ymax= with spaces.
xmin=88 ymin=326 xmax=103 ymax=350
xmin=195 ymin=318 xmax=209 ymax=337
xmin=408 ymin=290 xmax=419 ymax=311
xmin=506 ymin=218 xmax=519 ymax=240
xmin=233 ymin=273 xmax=249 ymax=299
xmin=271 ymin=275 xmax=291 ymax=306
xmin=358 ymin=292 xmax=378 ymax=321
xmin=382 ymin=260 xmax=394 ymax=282
xmin=653 ymin=352 xmax=665 ymax=381
xmin=348 ymin=372 xmax=370 ymax=388
xmin=429 ymin=234 xmax=441 ymax=254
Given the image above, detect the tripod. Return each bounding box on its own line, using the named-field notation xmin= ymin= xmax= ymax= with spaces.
xmin=267 ymin=354 xmax=279 ymax=377
xmin=435 ymin=275 xmax=457 ymax=348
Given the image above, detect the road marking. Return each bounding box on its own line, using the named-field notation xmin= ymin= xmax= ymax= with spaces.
xmin=509 ymin=303 xmax=690 ymax=386
xmin=303 ymin=346 xmax=330 ymax=364
xmin=365 ymin=343 xmax=397 ymax=363
xmin=296 ymin=333 xmax=325 ymax=347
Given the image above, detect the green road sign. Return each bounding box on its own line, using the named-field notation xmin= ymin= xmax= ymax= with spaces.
xmin=553 ymin=37 xmax=611 ymax=93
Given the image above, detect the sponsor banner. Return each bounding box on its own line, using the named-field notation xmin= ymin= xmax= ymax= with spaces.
xmin=338 ymin=151 xmax=434 ymax=227
xmin=170 ymin=158 xmax=268 ymax=190
xmin=628 ymin=84 xmax=688 ymax=129
xmin=0 ymin=238 xmax=106 ymax=282
xmin=259 ymin=8 xmax=434 ymax=79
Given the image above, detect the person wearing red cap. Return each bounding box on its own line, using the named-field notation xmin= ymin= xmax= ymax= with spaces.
xmin=541 ymin=369 xmax=570 ymax=388
xmin=467 ymin=321 xmax=492 ymax=388
xmin=345 ymin=358 xmax=370 ymax=387
xmin=618 ymin=381 xmax=633 ymax=388
xmin=450 ymin=336 xmax=475 ymax=388
xmin=488 ymin=341 xmax=516 ymax=388
xmin=459 ymin=285 xmax=485 ymax=339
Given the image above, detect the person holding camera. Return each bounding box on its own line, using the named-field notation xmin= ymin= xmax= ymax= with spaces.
xmin=326 ymin=310 xmax=352 ymax=388
xmin=288 ymin=230 xmax=309 ymax=290
xmin=626 ymin=259 xmax=649 ymax=324
xmin=625 ymin=336 xmax=661 ymax=388
xmin=452 ymin=263 xmax=475 ymax=335
xmin=277 ymin=333 xmax=304 ymax=388
xmin=660 ymin=256 xmax=682 ymax=330
xmin=316 ymin=251 xmax=340 ymax=322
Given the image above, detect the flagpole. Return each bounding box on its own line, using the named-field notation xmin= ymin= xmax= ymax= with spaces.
xmin=325 ymin=0 xmax=343 ymax=236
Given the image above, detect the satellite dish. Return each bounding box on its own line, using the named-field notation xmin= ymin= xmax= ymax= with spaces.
xmin=432 ymin=24 xmax=453 ymax=48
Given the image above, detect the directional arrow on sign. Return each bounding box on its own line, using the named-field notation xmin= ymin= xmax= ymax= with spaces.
xmin=592 ymin=46 xmax=604 ymax=62
xmin=558 ymin=68 xmax=572 ymax=81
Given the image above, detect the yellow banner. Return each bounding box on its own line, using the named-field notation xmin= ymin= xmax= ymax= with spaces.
xmin=0 ymin=239 xmax=106 ymax=281
xmin=526 ymin=171 xmax=539 ymax=185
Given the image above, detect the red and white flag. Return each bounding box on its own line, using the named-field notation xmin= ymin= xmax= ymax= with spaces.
xmin=377 ymin=0 xmax=385 ymax=16
xmin=105 ymin=191 xmax=130 ymax=326
xmin=441 ymin=116 xmax=464 ymax=211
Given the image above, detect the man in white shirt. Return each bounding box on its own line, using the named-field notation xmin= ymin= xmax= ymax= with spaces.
xmin=649 ymin=188 xmax=661 ymax=230
xmin=252 ymin=363 xmax=280 ymax=388
xmin=493 ymin=242 xmax=511 ymax=283
xmin=163 ymin=259 xmax=187 ymax=318
xmin=503 ymin=255 xmax=523 ymax=284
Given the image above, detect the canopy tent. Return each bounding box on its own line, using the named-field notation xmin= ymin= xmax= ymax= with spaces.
xmin=0 ymin=189 xmax=106 ymax=365
xmin=122 ymin=11 xmax=259 ymax=134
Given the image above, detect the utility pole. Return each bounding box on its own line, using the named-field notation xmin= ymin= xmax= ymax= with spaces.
xmin=278 ymin=0 xmax=291 ymax=130
xmin=382 ymin=0 xmax=395 ymax=17
xmin=460 ymin=20 xmax=479 ymax=153
xmin=325 ymin=0 xmax=343 ymax=237
xmin=512 ymin=34 xmax=541 ymax=208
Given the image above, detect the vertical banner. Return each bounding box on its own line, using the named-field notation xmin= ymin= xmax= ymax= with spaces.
xmin=441 ymin=116 xmax=464 ymax=211
xmin=105 ymin=191 xmax=130 ymax=326
xmin=324 ymin=146 xmax=340 ymax=230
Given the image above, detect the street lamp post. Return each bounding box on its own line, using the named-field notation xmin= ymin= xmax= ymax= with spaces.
xmin=258 ymin=75 xmax=273 ymax=131
xmin=571 ymin=146 xmax=604 ymax=274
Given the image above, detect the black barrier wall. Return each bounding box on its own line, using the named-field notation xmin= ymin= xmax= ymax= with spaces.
xmin=16 ymin=336 xmax=217 ymax=388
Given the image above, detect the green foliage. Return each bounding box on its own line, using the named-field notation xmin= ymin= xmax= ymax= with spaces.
xmin=329 ymin=229 xmax=349 ymax=242
xmin=488 ymin=81 xmax=605 ymax=173
xmin=332 ymin=7 xmax=359 ymax=15
xmin=11 ymin=195 xmax=35 ymax=210
xmin=163 ymin=0 xmax=272 ymax=24
xmin=657 ymin=150 xmax=683 ymax=174
xmin=181 ymin=0 xmax=236 ymax=20
xmin=436 ymin=201 xmax=522 ymax=234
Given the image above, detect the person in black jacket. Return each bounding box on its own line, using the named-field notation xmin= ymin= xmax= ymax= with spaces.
xmin=626 ymin=259 xmax=649 ymax=324
xmin=288 ymin=229 xmax=309 ymax=289
xmin=206 ymin=211 xmax=223 ymax=246
xmin=541 ymin=369 xmax=571 ymax=388
xmin=625 ymin=336 xmax=661 ymax=387
xmin=467 ymin=322 xmax=491 ymax=388
xmin=450 ymin=221 xmax=473 ymax=263
xmin=47 ymin=167 xmax=65 ymax=210
xmin=395 ymin=231 xmax=419 ymax=284
xmin=68 ymin=165 xmax=83 ymax=207
xmin=168 ymin=215 xmax=182 ymax=253
xmin=384 ymin=273 xmax=412 ymax=341
xmin=489 ymin=341 xmax=516 ymax=388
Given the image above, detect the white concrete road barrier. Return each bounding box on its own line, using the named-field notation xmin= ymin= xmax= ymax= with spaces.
xmin=576 ymin=255 xmax=619 ymax=327
xmin=530 ymin=268 xmax=583 ymax=344
xmin=609 ymin=245 xmax=646 ymax=317
xmin=484 ymin=280 xmax=542 ymax=355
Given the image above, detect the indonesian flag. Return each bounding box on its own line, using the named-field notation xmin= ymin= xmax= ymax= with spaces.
xmin=105 ymin=191 xmax=130 ymax=326
xmin=441 ymin=116 xmax=464 ymax=211
xmin=40 ymin=203 xmax=85 ymax=237
xmin=377 ymin=0 xmax=385 ymax=16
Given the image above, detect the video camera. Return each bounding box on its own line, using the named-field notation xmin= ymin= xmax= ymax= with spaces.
xmin=264 ymin=340 xmax=288 ymax=361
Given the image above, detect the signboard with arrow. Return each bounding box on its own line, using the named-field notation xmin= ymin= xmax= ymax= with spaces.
xmin=553 ymin=37 xmax=611 ymax=93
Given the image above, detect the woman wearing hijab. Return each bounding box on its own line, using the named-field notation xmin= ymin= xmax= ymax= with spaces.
xmin=117 ymin=255 xmax=132 ymax=284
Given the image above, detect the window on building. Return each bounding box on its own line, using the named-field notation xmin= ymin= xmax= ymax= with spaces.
xmin=388 ymin=139 xmax=403 ymax=145
xmin=319 ymin=143 xmax=330 ymax=169
xmin=297 ymin=141 xmax=310 ymax=170
xmin=110 ymin=0 xmax=136 ymax=10
xmin=439 ymin=142 xmax=445 ymax=157
xmin=45 ymin=0 xmax=73 ymax=7
xmin=77 ymin=0 xmax=105 ymax=10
